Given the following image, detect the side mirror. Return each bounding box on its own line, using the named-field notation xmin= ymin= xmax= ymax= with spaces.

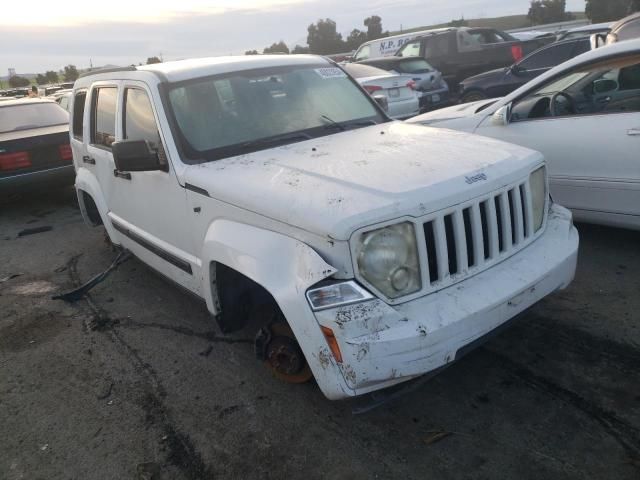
xmin=491 ymin=104 xmax=512 ymax=126
xmin=510 ymin=64 xmax=525 ymax=75
xmin=112 ymin=140 xmax=166 ymax=172
xmin=372 ymin=94 xmax=389 ymax=112
xmin=590 ymin=33 xmax=606 ymax=49
xmin=593 ymin=78 xmax=618 ymax=95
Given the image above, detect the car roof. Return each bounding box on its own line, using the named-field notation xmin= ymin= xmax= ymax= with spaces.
xmin=137 ymin=54 xmax=332 ymax=83
xmin=0 ymin=98 xmax=56 ymax=107
xmin=611 ymin=12 xmax=640 ymax=31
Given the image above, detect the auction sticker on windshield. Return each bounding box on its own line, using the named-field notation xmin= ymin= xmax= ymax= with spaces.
xmin=315 ymin=67 xmax=348 ymax=79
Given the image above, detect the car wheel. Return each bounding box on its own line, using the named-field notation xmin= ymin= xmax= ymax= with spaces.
xmin=461 ymin=91 xmax=488 ymax=104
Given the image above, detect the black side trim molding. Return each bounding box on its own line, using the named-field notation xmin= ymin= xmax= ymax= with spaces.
xmin=111 ymin=219 xmax=193 ymax=275
xmin=185 ymin=182 xmax=210 ymax=197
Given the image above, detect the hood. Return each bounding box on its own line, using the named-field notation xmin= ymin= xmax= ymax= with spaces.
xmin=462 ymin=67 xmax=508 ymax=86
xmin=406 ymin=98 xmax=500 ymax=126
xmin=184 ymin=122 xmax=540 ymax=240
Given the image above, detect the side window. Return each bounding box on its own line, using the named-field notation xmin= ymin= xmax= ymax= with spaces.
xmin=123 ymin=88 xmax=161 ymax=150
xmin=72 ymin=91 xmax=86 ymax=140
xmin=519 ymin=43 xmax=574 ymax=70
xmin=355 ymin=45 xmax=370 ymax=61
xmin=511 ymin=55 xmax=640 ymax=122
xmin=398 ymin=40 xmax=421 ymax=58
xmin=91 ymin=87 xmax=117 ymax=148
xmin=424 ymin=35 xmax=450 ymax=57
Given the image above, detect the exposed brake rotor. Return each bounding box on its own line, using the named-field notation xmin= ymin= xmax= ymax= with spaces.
xmin=259 ymin=322 xmax=313 ymax=384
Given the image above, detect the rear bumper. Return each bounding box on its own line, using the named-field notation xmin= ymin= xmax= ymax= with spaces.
xmin=0 ymin=165 xmax=75 ymax=193
xmin=312 ymin=204 xmax=578 ymax=398
xmin=387 ymin=97 xmax=420 ymax=120
xmin=418 ymin=88 xmax=451 ymax=111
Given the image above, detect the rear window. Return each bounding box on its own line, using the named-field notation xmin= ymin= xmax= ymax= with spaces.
xmin=0 ymin=102 xmax=69 ymax=133
xmin=344 ymin=64 xmax=391 ymax=79
xmin=398 ymin=58 xmax=434 ymax=73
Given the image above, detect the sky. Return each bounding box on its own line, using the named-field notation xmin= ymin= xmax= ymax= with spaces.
xmin=1 ymin=0 xmax=586 ymax=75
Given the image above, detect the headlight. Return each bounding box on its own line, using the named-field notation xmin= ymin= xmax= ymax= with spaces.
xmin=356 ymin=222 xmax=421 ymax=299
xmin=530 ymin=166 xmax=546 ymax=232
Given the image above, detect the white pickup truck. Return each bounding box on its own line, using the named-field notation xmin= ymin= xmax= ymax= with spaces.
xmin=70 ymin=55 xmax=578 ymax=400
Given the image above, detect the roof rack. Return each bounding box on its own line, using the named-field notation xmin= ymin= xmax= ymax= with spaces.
xmin=79 ymin=66 xmax=137 ymax=78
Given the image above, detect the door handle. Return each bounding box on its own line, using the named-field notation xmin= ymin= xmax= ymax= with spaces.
xmin=597 ymin=96 xmax=611 ymax=104
xmin=82 ymin=155 xmax=95 ymax=164
xmin=113 ymin=169 xmax=132 ymax=180
xmin=628 ymin=128 xmax=640 ymax=136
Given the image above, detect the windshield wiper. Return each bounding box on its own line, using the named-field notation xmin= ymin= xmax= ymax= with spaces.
xmin=239 ymin=132 xmax=312 ymax=149
xmin=321 ymin=114 xmax=346 ymax=131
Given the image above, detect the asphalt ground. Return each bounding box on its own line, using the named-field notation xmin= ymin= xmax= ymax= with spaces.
xmin=1 ymin=186 xmax=639 ymax=479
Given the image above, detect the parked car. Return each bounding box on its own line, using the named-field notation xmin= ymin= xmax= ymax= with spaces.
xmin=407 ymin=39 xmax=640 ymax=231
xmin=54 ymin=91 xmax=72 ymax=111
xmin=459 ymin=37 xmax=591 ymax=103
xmin=356 ymin=56 xmax=450 ymax=111
xmin=556 ymin=22 xmax=612 ymax=41
xmin=0 ymin=98 xmax=73 ymax=193
xmin=342 ymin=63 xmax=420 ymax=119
xmin=38 ymin=85 xmax=63 ymax=97
xmin=70 ymin=55 xmax=578 ymax=400
xmin=394 ymin=27 xmax=553 ymax=92
xmin=592 ymin=12 xmax=640 ymax=48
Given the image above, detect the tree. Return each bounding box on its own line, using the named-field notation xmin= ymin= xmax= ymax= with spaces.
xmin=63 ymin=65 xmax=79 ymax=82
xmin=291 ymin=45 xmax=310 ymax=54
xmin=146 ymin=56 xmax=161 ymax=64
xmin=307 ymin=18 xmax=346 ymax=55
xmin=9 ymin=75 xmax=30 ymax=87
xmin=364 ymin=15 xmax=386 ymax=40
xmin=345 ymin=29 xmax=368 ymax=51
xmin=36 ymin=74 xmax=47 ymax=85
xmin=528 ymin=0 xmax=572 ymax=25
xmin=586 ymin=0 xmax=640 ymax=22
xmin=45 ymin=70 xmax=58 ymax=83
xmin=449 ymin=17 xmax=469 ymax=27
xmin=263 ymin=41 xmax=290 ymax=54
xmin=245 ymin=49 xmax=259 ymax=55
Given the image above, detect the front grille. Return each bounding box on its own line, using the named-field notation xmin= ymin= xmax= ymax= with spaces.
xmin=421 ymin=180 xmax=539 ymax=292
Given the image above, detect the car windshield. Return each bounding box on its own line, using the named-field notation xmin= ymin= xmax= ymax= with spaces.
xmin=167 ymin=64 xmax=385 ymax=162
xmin=0 ymin=102 xmax=69 ymax=133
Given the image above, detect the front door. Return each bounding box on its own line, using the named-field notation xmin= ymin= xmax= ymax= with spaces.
xmin=88 ymin=81 xmax=200 ymax=293
xmin=476 ymin=54 xmax=640 ymax=226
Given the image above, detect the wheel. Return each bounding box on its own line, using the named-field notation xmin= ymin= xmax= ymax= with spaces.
xmin=461 ymin=90 xmax=488 ymax=104
xmin=258 ymin=322 xmax=313 ymax=384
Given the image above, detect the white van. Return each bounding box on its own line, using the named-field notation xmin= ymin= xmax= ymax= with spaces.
xmin=352 ymin=28 xmax=453 ymax=62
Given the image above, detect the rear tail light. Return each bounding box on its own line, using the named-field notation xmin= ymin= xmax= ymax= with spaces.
xmin=406 ymin=80 xmax=416 ymax=90
xmin=59 ymin=144 xmax=72 ymax=161
xmin=511 ymin=45 xmax=524 ymax=62
xmin=364 ymin=85 xmax=383 ymax=94
xmin=0 ymin=151 xmax=31 ymax=171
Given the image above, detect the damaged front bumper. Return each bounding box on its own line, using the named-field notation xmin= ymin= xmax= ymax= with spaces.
xmin=312 ymin=204 xmax=578 ymax=398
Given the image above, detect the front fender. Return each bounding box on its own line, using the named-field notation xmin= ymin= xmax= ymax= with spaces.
xmin=200 ymin=220 xmax=354 ymax=399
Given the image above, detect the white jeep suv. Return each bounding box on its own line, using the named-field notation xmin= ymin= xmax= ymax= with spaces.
xmin=70 ymin=55 xmax=578 ymax=400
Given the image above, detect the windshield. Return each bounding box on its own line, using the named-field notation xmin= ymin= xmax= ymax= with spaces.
xmin=167 ymin=64 xmax=385 ymax=162
xmin=0 ymin=102 xmax=69 ymax=133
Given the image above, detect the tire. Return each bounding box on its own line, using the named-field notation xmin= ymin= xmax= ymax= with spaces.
xmin=461 ymin=90 xmax=488 ymax=104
